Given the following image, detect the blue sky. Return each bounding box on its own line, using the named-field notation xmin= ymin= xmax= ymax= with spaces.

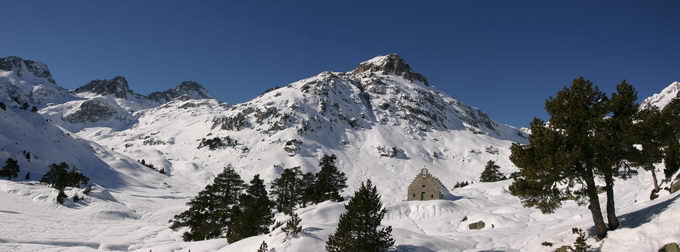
xmin=3 ymin=1 xmax=679 ymax=127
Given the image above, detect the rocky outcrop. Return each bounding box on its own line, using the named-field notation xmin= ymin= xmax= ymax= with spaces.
xmin=147 ymin=81 xmax=215 ymax=104
xmin=352 ymin=53 xmax=429 ymax=85
xmin=670 ymin=179 xmax=680 ymax=194
xmin=554 ymin=246 xmax=571 ymax=252
xmin=0 ymin=56 xmax=56 ymax=84
xmin=210 ymin=55 xmax=527 ymax=143
xmin=75 ymin=76 xmax=132 ymax=99
xmin=659 ymin=242 xmax=680 ymax=252
xmin=468 ymin=220 xmax=486 ymax=230
xmin=64 ymin=98 xmax=118 ymax=123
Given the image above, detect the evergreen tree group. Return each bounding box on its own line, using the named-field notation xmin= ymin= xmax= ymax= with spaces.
xmin=169 ymin=154 xmax=348 ymax=244
xmin=479 ymin=160 xmax=505 ymax=182
xmin=40 ymin=162 xmax=90 ymax=190
xmin=270 ymin=166 xmax=303 ymax=214
xmin=270 ymin=154 xmax=347 ymax=213
xmin=170 ymin=166 xmax=274 ymax=243
xmin=226 ymin=175 xmax=275 ymax=243
xmin=39 ymin=162 xmax=90 ymax=205
xmin=0 ymin=158 xmax=20 ymax=180
xmin=509 ymin=78 xmax=680 ymax=239
xmin=326 ymin=179 xmax=394 ymax=252
xmin=453 ymin=181 xmax=471 ymax=189
xmin=631 ymin=95 xmax=680 ymax=193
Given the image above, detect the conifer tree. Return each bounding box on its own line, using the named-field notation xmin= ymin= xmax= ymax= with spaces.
xmin=170 ymin=166 xmax=245 ymax=241
xmin=661 ymin=96 xmax=680 ymax=180
xmin=0 ymin=158 xmax=20 ymax=180
xmin=326 ymin=179 xmax=394 ymax=252
xmin=270 ymin=167 xmax=303 ymax=213
xmin=225 ymin=205 xmax=245 ymax=243
xmin=257 ymin=241 xmax=268 ymax=252
xmin=593 ymin=80 xmax=638 ymax=230
xmin=570 ymin=228 xmax=591 ymax=252
xmin=301 ymin=172 xmax=316 ymax=207
xmin=282 ymin=212 xmax=302 ymax=239
xmin=631 ymin=107 xmax=665 ymax=191
xmin=227 ymin=175 xmax=274 ymax=243
xmin=479 ymin=160 xmax=505 ymax=182
xmin=509 ymin=78 xmax=610 ymax=238
xmin=315 ymin=154 xmax=347 ymax=202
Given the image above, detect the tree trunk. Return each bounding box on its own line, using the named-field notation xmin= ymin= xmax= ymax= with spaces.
xmin=585 ymin=168 xmax=608 ymax=239
xmin=603 ymin=172 xmax=619 ymax=230
xmin=651 ymin=167 xmax=660 ymax=191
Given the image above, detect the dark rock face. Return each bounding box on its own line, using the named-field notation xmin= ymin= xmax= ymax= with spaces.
xmin=353 ymin=54 xmax=429 ymax=85
xmin=670 ymin=179 xmax=680 ymax=194
xmin=0 ymin=56 xmax=56 ymax=83
xmin=75 ymin=76 xmax=131 ymax=99
xmin=64 ymin=99 xmax=118 ymax=123
xmin=659 ymin=243 xmax=680 ymax=252
xmin=147 ymin=81 xmax=214 ymax=104
xmin=468 ymin=220 xmax=486 ymax=230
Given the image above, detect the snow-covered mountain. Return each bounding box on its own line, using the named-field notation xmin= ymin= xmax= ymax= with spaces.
xmin=0 ymin=56 xmax=74 ymax=106
xmin=73 ymin=54 xmax=528 ymax=202
xmin=641 ymin=81 xmax=680 ymax=109
xmin=148 ymin=81 xmax=215 ymax=103
xmin=1 ymin=55 xmax=679 ymax=252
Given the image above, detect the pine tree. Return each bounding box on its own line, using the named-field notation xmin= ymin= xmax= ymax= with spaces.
xmin=257 ymin=241 xmax=268 ymax=252
xmin=270 ymin=167 xmax=303 ymax=213
xmin=570 ymin=228 xmax=591 ymax=252
xmin=225 ymin=205 xmax=245 ymax=243
xmin=282 ymin=212 xmax=302 ymax=239
xmin=169 ymin=166 xmax=245 ymax=241
xmin=301 ymin=172 xmax=316 ymax=207
xmin=593 ymin=80 xmax=638 ymax=230
xmin=631 ymin=107 xmax=665 ymax=191
xmin=661 ymin=96 xmax=680 ymax=180
xmin=509 ymin=78 xmax=610 ymax=239
xmin=0 ymin=158 xmax=20 ymax=180
xmin=326 ymin=179 xmax=394 ymax=252
xmin=315 ymin=154 xmax=347 ymax=202
xmin=479 ymin=160 xmax=505 ymax=182
xmin=227 ymin=175 xmax=274 ymax=243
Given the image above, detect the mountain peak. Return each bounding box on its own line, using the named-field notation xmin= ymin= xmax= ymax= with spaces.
xmin=0 ymin=56 xmax=56 ymax=84
xmin=74 ymin=76 xmax=132 ymax=99
xmin=147 ymin=80 xmax=215 ymax=104
xmin=352 ymin=54 xmax=429 ymax=85
xmin=641 ymin=81 xmax=680 ymax=109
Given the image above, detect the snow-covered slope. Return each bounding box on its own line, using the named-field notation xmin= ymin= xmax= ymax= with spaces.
xmin=40 ymin=75 xmax=218 ymax=133
xmin=1 ymin=54 xmax=678 ymax=252
xmin=641 ymin=81 xmax=680 ymax=109
xmin=0 ymin=56 xmax=74 ymax=106
xmin=78 ymin=54 xmax=528 ymax=203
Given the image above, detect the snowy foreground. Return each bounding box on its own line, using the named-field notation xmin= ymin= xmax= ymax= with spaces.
xmin=0 ymin=170 xmax=678 ymax=251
